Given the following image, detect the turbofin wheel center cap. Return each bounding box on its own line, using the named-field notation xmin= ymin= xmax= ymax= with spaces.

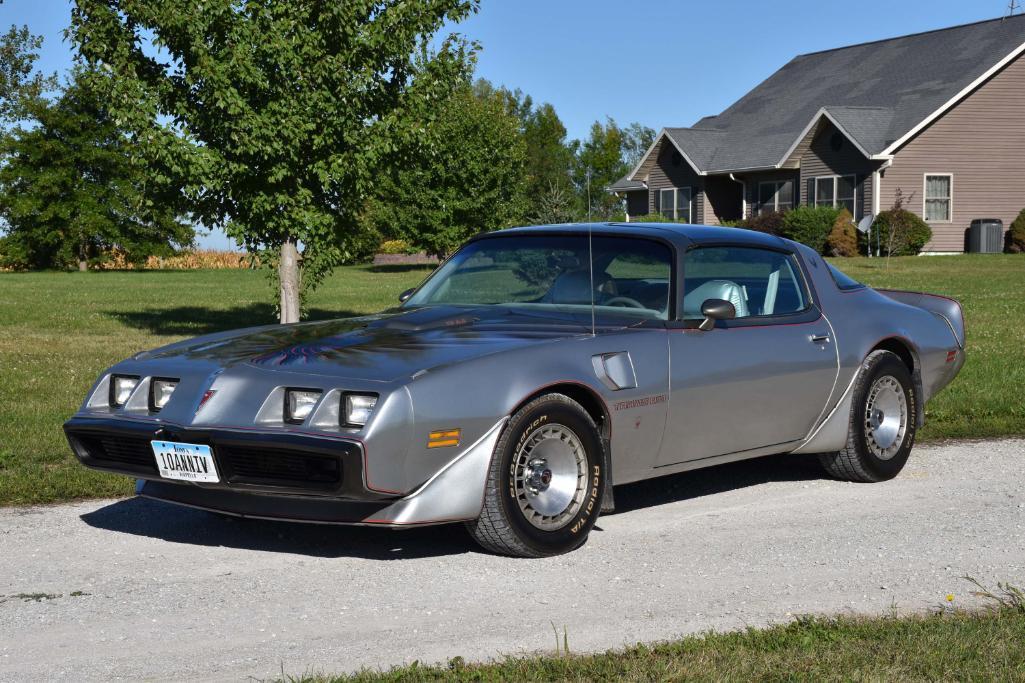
xmin=526 ymin=459 xmax=553 ymax=493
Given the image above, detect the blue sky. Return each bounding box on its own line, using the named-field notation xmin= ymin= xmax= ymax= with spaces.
xmin=1 ymin=0 xmax=1014 ymax=248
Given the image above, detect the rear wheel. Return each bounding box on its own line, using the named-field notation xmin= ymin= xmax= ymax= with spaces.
xmin=819 ymin=350 xmax=917 ymax=482
xmin=466 ymin=393 xmax=605 ymax=557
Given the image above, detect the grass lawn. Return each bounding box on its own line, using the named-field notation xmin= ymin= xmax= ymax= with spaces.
xmin=0 ymin=254 xmax=1022 ymax=506
xmin=294 ymin=607 xmax=1025 ymax=682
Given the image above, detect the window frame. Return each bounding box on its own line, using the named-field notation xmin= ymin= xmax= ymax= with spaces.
xmin=757 ymin=180 xmax=794 ymax=215
xmin=676 ymin=243 xmax=818 ymax=328
xmin=923 ymin=173 xmax=953 ymax=223
xmin=657 ymin=186 xmax=693 ymax=222
xmin=813 ymin=174 xmax=857 ymax=216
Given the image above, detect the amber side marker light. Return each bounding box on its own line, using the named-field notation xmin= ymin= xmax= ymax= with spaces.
xmin=427 ymin=429 xmax=461 ymax=448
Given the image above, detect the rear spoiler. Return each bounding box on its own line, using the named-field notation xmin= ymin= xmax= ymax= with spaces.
xmin=876 ymin=289 xmax=965 ymax=349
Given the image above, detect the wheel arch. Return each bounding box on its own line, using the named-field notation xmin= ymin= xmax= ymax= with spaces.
xmin=869 ymin=337 xmax=924 ymax=427
xmin=509 ymin=381 xmax=615 ymax=512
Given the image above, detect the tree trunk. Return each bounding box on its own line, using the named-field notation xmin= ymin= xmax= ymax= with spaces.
xmin=279 ymin=239 xmax=300 ymax=324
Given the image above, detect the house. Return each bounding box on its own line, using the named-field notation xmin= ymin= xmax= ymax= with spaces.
xmin=609 ymin=15 xmax=1025 ymax=252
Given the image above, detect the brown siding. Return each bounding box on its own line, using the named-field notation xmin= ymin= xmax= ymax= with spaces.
xmin=882 ymin=52 xmax=1025 ymax=252
xmin=799 ymin=120 xmax=880 ymax=221
xmin=701 ymin=176 xmax=743 ymax=224
xmin=646 ymin=137 xmax=706 ymax=223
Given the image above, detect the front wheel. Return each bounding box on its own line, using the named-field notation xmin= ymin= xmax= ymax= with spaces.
xmin=466 ymin=393 xmax=605 ymax=557
xmin=819 ymin=350 xmax=917 ymax=482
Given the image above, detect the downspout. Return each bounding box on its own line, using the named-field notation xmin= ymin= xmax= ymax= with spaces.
xmin=729 ymin=173 xmax=746 ymax=220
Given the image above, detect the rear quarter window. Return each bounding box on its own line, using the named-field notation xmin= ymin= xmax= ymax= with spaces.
xmin=827 ymin=264 xmax=865 ymax=291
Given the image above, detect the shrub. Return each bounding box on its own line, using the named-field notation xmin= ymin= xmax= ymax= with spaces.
xmin=781 ymin=205 xmax=841 ymax=253
xmin=871 ymin=208 xmax=932 ymax=256
xmin=1005 ymin=208 xmax=1025 ymax=253
xmin=717 ymin=219 xmax=745 ymax=228
xmin=379 ymin=239 xmax=416 ymax=255
xmin=742 ymin=211 xmax=787 ymax=236
xmin=825 ymin=208 xmax=859 ymax=257
xmin=629 ymin=213 xmax=673 ymax=223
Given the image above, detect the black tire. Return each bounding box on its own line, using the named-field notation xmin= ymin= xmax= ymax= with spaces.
xmin=819 ymin=350 xmax=917 ymax=482
xmin=466 ymin=393 xmax=605 ymax=557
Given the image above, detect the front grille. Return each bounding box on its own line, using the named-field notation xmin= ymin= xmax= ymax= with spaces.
xmin=78 ymin=436 xmax=158 ymax=473
xmin=218 ymin=446 xmax=342 ymax=491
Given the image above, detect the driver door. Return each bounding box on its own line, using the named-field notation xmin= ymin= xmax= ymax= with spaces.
xmin=657 ymin=245 xmax=838 ymax=466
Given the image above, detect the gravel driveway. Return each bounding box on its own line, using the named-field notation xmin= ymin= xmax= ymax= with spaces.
xmin=2 ymin=438 xmax=1023 ymax=681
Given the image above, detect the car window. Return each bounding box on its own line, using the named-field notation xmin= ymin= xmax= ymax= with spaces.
xmin=827 ymin=263 xmax=865 ymax=291
xmin=682 ymin=246 xmax=808 ymax=319
xmin=405 ymin=235 xmax=673 ymax=320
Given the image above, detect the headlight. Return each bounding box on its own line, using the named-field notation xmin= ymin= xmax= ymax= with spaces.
xmin=285 ymin=389 xmax=321 ymax=424
xmin=109 ymin=375 xmax=140 ymax=407
xmin=342 ymin=393 xmax=378 ymax=427
xmin=150 ymin=379 xmax=178 ymax=411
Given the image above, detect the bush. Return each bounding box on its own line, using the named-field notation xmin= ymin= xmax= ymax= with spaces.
xmin=1005 ymin=208 xmax=1025 ymax=253
xmin=871 ymin=208 xmax=932 ymax=256
xmin=825 ymin=208 xmax=859 ymax=257
xmin=718 ymin=219 xmax=745 ymax=228
xmin=781 ymin=205 xmax=841 ymax=253
xmin=379 ymin=239 xmax=416 ymax=255
xmin=743 ymin=211 xmax=787 ymax=236
xmin=629 ymin=213 xmax=674 ymax=223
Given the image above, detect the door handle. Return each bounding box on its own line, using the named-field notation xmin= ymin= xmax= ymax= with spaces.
xmin=810 ymin=333 xmax=831 ymax=344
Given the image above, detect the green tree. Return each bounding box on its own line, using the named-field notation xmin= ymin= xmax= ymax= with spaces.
xmin=573 ymin=118 xmax=628 ymax=220
xmin=367 ymin=82 xmax=526 ymax=257
xmin=523 ymin=102 xmax=576 ymax=217
xmin=621 ymin=122 xmax=656 ymax=169
xmin=71 ymin=1 xmax=478 ymax=322
xmin=0 ymin=72 xmax=192 ymax=271
xmin=0 ymin=25 xmax=54 ymax=123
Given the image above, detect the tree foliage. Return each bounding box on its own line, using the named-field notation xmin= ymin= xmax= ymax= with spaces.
xmin=0 ymin=71 xmax=192 ymax=271
xmin=573 ymin=119 xmax=628 ymax=220
xmin=0 ymin=25 xmax=54 ymax=123
xmin=70 ymin=0 xmax=479 ymax=320
xmin=366 ymin=82 xmax=526 ymax=257
xmin=1004 ymin=207 xmax=1025 ymax=254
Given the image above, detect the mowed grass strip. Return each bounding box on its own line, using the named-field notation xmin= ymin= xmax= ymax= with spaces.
xmin=0 ymin=255 xmax=1021 ymax=506
xmin=292 ymin=608 xmax=1025 ymax=682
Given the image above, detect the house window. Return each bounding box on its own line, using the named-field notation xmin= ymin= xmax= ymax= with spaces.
xmin=814 ymin=175 xmax=856 ymax=215
xmin=757 ymin=181 xmax=794 ymax=215
xmin=924 ymin=174 xmax=952 ymax=222
xmin=658 ymin=187 xmax=692 ymax=222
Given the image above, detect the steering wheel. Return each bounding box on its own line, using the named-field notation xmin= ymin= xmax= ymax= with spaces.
xmin=604 ymin=296 xmax=647 ymax=310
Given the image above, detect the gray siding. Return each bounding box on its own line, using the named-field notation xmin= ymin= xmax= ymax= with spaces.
xmin=882 ymin=52 xmax=1025 ymax=252
xmin=646 ymin=137 xmax=706 ymax=223
xmin=625 ymin=190 xmax=648 ymax=219
xmin=799 ymin=120 xmax=880 ymax=221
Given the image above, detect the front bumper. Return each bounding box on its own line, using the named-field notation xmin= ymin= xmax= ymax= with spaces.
xmin=64 ymin=416 xmax=506 ymax=527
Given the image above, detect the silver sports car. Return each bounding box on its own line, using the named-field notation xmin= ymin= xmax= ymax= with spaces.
xmin=65 ymin=224 xmax=965 ymax=557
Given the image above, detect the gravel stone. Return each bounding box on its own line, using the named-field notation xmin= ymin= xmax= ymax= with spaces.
xmin=1 ymin=438 xmax=1023 ymax=681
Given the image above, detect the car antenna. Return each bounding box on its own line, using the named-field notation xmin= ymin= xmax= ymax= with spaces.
xmin=588 ymin=223 xmax=596 ymax=336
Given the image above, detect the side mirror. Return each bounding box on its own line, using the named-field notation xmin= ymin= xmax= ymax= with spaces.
xmin=398 ymin=288 xmax=415 ymax=303
xmin=698 ymin=298 xmax=736 ymax=331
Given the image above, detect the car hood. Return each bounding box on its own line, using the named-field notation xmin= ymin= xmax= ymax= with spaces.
xmin=139 ymin=305 xmax=608 ymax=382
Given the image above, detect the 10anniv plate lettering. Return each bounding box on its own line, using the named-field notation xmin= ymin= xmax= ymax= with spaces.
xmin=151 ymin=440 xmax=220 ymax=483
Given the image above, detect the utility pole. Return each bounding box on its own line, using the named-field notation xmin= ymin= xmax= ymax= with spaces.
xmin=1009 ymin=0 xmax=1021 ymax=17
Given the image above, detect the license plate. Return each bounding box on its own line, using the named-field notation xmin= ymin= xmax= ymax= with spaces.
xmin=151 ymin=441 xmax=220 ymax=483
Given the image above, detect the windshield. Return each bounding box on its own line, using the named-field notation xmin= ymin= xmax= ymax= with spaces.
xmin=405 ymin=234 xmax=673 ymax=320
